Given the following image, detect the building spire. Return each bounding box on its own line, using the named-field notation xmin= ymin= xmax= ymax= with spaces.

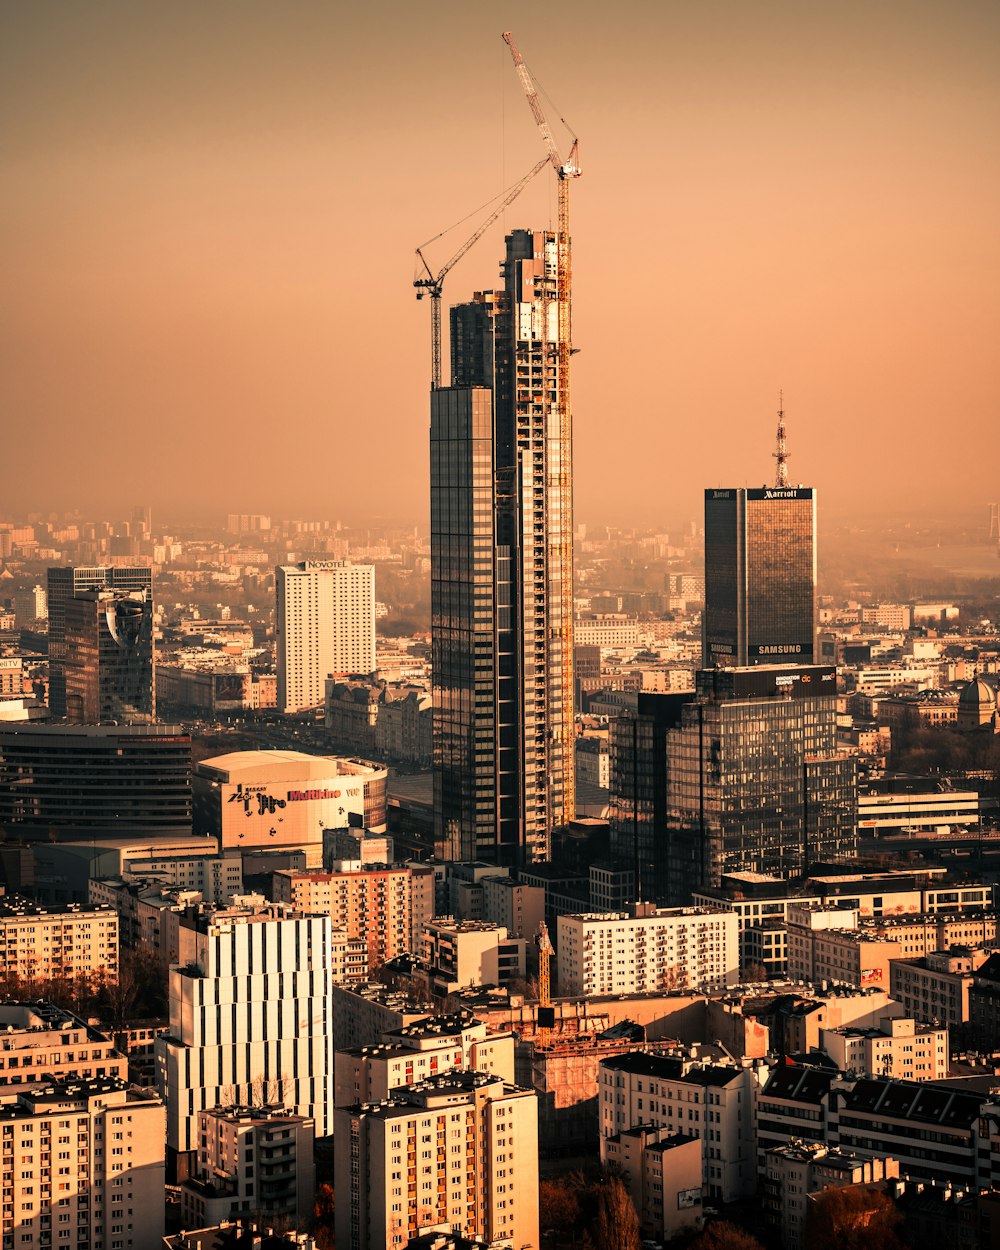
xmin=773 ymin=390 xmax=789 ymax=487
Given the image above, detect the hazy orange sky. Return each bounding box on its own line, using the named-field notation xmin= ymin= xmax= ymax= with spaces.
xmin=2 ymin=1 xmax=998 ymax=526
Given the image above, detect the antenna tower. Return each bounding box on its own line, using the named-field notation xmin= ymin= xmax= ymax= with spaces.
xmin=773 ymin=391 xmax=790 ymax=488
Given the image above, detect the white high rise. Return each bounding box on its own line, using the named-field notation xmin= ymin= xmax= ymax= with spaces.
xmin=156 ymin=901 xmax=336 ymax=1166
xmin=276 ymin=560 xmax=376 ymax=712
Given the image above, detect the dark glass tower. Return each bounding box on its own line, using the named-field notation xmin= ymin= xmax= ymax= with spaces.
xmin=62 ymin=588 xmax=155 ymax=724
xmin=703 ymin=487 xmax=817 ymax=667
xmin=431 ymin=229 xmax=574 ymax=865
xmin=47 ymin=566 xmax=153 ymax=717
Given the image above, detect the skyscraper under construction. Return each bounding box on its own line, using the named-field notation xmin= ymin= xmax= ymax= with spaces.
xmin=431 ymin=228 xmax=575 ymax=865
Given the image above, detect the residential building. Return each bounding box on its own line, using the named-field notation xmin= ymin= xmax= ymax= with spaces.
xmin=598 ymin=1050 xmax=761 ymax=1202
xmin=819 ymin=1016 xmax=948 ymax=1080
xmin=557 ymin=905 xmax=739 ymax=996
xmin=156 ymin=901 xmax=335 ymax=1171
xmin=575 ymin=735 xmax=610 ymax=789
xmin=46 ymin=565 xmax=152 ymax=718
xmin=418 ymin=919 xmax=527 ymax=997
xmin=178 ymin=1106 xmax=315 ymax=1231
xmin=333 ymin=1013 xmax=515 ymax=1107
xmin=0 ymin=899 xmax=119 ymax=988
xmin=601 ymin=1127 xmax=704 ymax=1242
xmin=703 ymin=485 xmax=816 ymax=668
xmin=0 ymin=723 xmax=192 ymax=838
xmin=0 ymin=1003 xmax=126 ymax=1089
xmin=755 ymin=1065 xmax=841 ymax=1165
xmin=761 ymin=1142 xmax=899 ymax=1250
xmin=276 ymin=560 xmax=375 ymax=712
xmin=271 ymin=866 xmax=412 ymax=974
xmin=889 ymin=948 xmax=988 ymax=1027
xmin=574 ymin=615 xmax=640 ymax=648
xmin=333 ymin=1070 xmax=539 ymax=1250
xmin=331 ymin=983 xmax=435 ymax=1052
xmin=0 ymin=1075 xmax=165 ymax=1250
xmin=432 ymin=229 xmax=576 ymax=869
xmin=480 ymin=876 xmax=544 ymax=941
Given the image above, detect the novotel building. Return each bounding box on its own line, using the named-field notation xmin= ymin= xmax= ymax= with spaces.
xmin=703 ymin=486 xmax=816 ymax=668
xmin=193 ymin=750 xmax=388 ymax=866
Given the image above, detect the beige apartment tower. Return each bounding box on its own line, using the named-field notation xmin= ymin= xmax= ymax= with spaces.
xmin=276 ymin=561 xmax=375 ymax=712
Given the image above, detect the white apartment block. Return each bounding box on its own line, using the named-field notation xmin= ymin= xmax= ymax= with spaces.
xmin=574 ymin=614 xmax=639 ymax=648
xmin=0 ymin=1004 xmax=126 ymax=1091
xmin=114 ymin=850 xmax=244 ymax=903
xmin=334 ymin=1013 xmax=515 ymax=1107
xmin=0 ymin=1076 xmax=165 ymax=1250
xmin=481 ymin=876 xmax=545 ymax=942
xmin=178 ymin=1105 xmax=315 ymax=1231
xmin=272 ymin=867 xmax=412 ymax=975
xmin=419 ymin=920 xmax=527 ymax=996
xmin=333 ymin=1071 xmax=539 ymax=1250
xmin=276 ymin=561 xmax=376 ymax=712
xmin=557 ymin=906 xmax=739 ymax=997
xmin=819 ymin=1015 xmax=948 ymax=1081
xmin=598 ymin=1051 xmax=761 ymax=1203
xmin=0 ymin=900 xmax=119 ymax=988
xmin=156 ymin=902 xmax=335 ymax=1162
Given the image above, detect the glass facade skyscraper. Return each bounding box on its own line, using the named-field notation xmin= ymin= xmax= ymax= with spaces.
xmin=703 ymin=487 xmax=817 ymax=667
xmin=431 ymin=229 xmax=575 ymax=865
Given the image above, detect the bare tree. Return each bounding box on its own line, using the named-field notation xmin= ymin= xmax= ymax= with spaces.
xmin=220 ymin=1072 xmax=292 ymax=1109
xmin=595 ymin=1175 xmax=640 ymax=1250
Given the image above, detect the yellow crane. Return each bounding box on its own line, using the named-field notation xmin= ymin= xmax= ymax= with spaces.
xmin=414 ymin=158 xmax=548 ymax=390
xmin=536 ymin=921 xmax=555 ymax=1048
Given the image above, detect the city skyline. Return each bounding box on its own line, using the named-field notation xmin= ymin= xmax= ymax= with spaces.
xmin=3 ymin=2 xmax=998 ymax=525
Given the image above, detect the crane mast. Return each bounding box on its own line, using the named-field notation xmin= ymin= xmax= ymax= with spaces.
xmin=536 ymin=921 xmax=554 ymax=1048
xmin=414 ymin=158 xmax=547 ymax=390
xmin=502 ymin=31 xmax=581 ymax=831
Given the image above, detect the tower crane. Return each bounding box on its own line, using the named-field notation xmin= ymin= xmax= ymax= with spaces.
xmin=414 ymin=158 xmax=547 ymax=390
xmin=502 ymin=31 xmax=581 ymax=831
xmin=536 ymin=920 xmax=554 ymax=1049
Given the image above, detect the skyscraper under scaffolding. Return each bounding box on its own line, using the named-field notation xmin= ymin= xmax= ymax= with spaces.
xmin=431 ymin=229 xmax=575 ymax=866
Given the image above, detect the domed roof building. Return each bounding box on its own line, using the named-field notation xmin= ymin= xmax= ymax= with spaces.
xmin=957 ymin=676 xmax=1000 ymax=733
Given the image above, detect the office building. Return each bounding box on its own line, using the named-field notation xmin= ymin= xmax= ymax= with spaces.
xmin=47 ymin=565 xmax=152 ymax=718
xmin=275 ymin=561 xmax=375 ymax=712
xmin=0 ymin=723 xmax=192 ymax=837
xmin=62 ymin=587 xmax=155 ymax=724
xmin=0 ymin=1076 xmax=166 ymax=1250
xmin=432 ymin=228 xmax=575 ymax=867
xmin=178 ymin=1105 xmax=315 ymax=1231
xmin=557 ymin=905 xmax=739 ymax=996
xmin=157 ymin=901 xmax=335 ymax=1170
xmin=333 ymin=1070 xmax=539 ymax=1250
xmin=662 ymin=666 xmax=856 ymax=900
xmin=703 ymin=486 xmax=816 ymax=667
xmin=271 ymin=866 xmax=413 ymax=974
xmin=0 ymin=899 xmax=119 ymax=988
xmin=12 ymin=585 xmax=46 ymax=626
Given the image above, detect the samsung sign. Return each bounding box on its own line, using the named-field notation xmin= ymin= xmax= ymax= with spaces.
xmin=752 ymin=643 xmax=810 ymax=657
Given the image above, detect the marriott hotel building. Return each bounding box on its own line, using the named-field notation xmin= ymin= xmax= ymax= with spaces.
xmin=703 ymin=486 xmax=817 ymax=668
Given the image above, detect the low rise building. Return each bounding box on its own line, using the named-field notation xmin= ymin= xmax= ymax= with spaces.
xmin=601 ymin=1127 xmax=703 ymax=1242
xmin=761 ymin=1141 xmax=899 ymax=1250
xmin=598 ymin=1050 xmax=761 ymax=1202
xmin=0 ymin=1075 xmax=166 ymax=1250
xmin=178 ymin=1105 xmax=315 ymax=1231
xmin=333 ymin=1071 xmax=539 ymax=1250
xmin=334 ymin=1013 xmax=515 ymax=1107
xmin=889 ymin=948 xmax=988 ymax=1027
xmin=331 ymin=983 xmax=435 ymax=1052
xmin=819 ymin=1016 xmax=948 ymax=1081
xmin=557 ymin=905 xmax=739 ymax=996
xmin=0 ymin=1002 xmax=126 ymax=1089
xmin=418 ymin=920 xmax=527 ymax=997
xmin=0 ymin=898 xmax=119 ymax=989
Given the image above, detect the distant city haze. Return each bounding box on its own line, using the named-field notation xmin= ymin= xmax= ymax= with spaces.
xmin=2 ymin=1 xmax=998 ymax=523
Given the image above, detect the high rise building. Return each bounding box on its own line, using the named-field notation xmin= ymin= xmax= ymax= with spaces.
xmin=703 ymin=486 xmax=817 ymax=667
xmin=62 ymin=587 xmax=155 ymax=723
xmin=431 ymin=229 xmax=575 ymax=865
xmin=156 ymin=900 xmax=335 ymax=1171
xmin=275 ymin=561 xmax=375 ymax=713
xmin=662 ymin=666 xmax=856 ymax=902
xmin=46 ymin=565 xmax=153 ymax=717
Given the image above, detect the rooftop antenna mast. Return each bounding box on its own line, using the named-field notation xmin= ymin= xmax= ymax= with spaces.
xmin=773 ymin=391 xmax=790 ymax=488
